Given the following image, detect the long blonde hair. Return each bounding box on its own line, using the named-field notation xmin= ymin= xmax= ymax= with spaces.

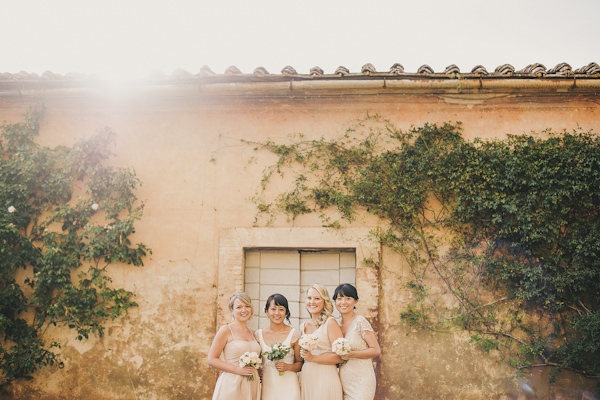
xmin=307 ymin=284 xmax=334 ymax=328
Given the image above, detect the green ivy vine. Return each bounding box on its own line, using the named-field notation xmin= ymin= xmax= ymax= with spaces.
xmin=0 ymin=108 xmax=150 ymax=388
xmin=249 ymin=115 xmax=600 ymax=388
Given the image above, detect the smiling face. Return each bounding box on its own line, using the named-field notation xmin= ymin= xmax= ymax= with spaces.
xmin=266 ymin=300 xmax=288 ymax=325
xmin=305 ymin=287 xmax=325 ymax=317
xmin=231 ymin=298 xmax=252 ymax=322
xmin=335 ymin=293 xmax=357 ymax=315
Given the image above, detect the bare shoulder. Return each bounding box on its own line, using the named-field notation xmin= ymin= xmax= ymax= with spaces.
xmin=216 ymin=325 xmax=232 ymax=339
xmin=209 ymin=325 xmax=233 ymax=354
xmin=299 ymin=321 xmax=309 ymax=332
xmin=326 ymin=317 xmax=343 ymax=332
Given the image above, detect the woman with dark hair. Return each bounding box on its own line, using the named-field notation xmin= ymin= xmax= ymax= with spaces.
xmin=255 ymin=293 xmax=302 ymax=400
xmin=333 ymin=284 xmax=381 ymax=400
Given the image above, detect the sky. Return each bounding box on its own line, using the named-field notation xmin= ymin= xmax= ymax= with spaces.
xmin=2 ymin=0 xmax=599 ymax=81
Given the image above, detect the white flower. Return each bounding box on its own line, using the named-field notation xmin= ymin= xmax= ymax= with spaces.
xmin=8 ymin=206 xmax=16 ymax=213
xmin=91 ymin=203 xmax=99 ymax=211
xmin=238 ymin=352 xmax=261 ymax=367
xmin=238 ymin=351 xmax=261 ymax=381
xmin=298 ymin=334 xmax=318 ymax=352
xmin=331 ymin=338 xmax=351 ymax=356
xmin=263 ymin=342 xmax=291 ymax=375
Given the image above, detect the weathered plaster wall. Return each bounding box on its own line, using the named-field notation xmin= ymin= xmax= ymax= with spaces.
xmin=1 ymin=84 xmax=598 ymax=399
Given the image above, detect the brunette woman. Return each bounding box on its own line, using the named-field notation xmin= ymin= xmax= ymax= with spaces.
xmin=255 ymin=293 xmax=302 ymax=400
xmin=333 ymin=284 xmax=381 ymax=400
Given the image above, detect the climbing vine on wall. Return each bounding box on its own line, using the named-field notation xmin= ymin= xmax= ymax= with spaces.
xmin=0 ymin=108 xmax=150 ymax=388
xmin=249 ymin=115 xmax=600 ymax=386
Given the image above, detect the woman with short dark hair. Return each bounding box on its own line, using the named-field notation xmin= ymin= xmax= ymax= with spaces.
xmin=333 ymin=284 xmax=381 ymax=400
xmin=255 ymin=293 xmax=302 ymax=400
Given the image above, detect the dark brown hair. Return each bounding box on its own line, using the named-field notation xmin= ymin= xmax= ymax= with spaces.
xmin=264 ymin=293 xmax=291 ymax=322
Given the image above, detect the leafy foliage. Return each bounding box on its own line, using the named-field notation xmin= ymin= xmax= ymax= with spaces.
xmin=250 ymin=115 xmax=600 ymax=386
xmin=0 ymin=108 xmax=150 ymax=387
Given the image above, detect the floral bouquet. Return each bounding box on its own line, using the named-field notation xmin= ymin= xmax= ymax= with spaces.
xmin=238 ymin=351 xmax=262 ymax=381
xmin=298 ymin=334 xmax=318 ymax=358
xmin=263 ymin=342 xmax=292 ymax=375
xmin=332 ymin=337 xmax=351 ymax=364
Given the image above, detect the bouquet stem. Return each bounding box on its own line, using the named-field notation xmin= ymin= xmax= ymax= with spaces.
xmin=279 ymin=371 xmax=285 ymax=376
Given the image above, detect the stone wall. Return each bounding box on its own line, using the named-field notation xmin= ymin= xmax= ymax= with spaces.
xmin=2 ymin=79 xmax=599 ymax=399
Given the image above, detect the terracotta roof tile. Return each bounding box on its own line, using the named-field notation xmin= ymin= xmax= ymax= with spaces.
xmin=199 ymin=65 xmax=216 ymax=76
xmin=281 ymin=65 xmax=297 ymax=75
xmin=40 ymin=70 xmax=59 ymax=80
xmin=335 ymin=66 xmax=350 ymax=76
xmin=361 ymin=63 xmax=377 ymax=74
xmin=547 ymin=63 xmax=572 ymax=75
xmin=444 ymin=64 xmax=460 ymax=74
xmin=516 ymin=63 xmax=547 ymax=75
xmin=253 ymin=66 xmax=269 ymax=75
xmin=309 ymin=66 xmax=324 ymax=76
xmin=471 ymin=65 xmax=488 ymax=75
xmin=495 ymin=64 xmax=515 ymax=75
xmin=574 ymin=62 xmax=600 ymax=75
xmin=389 ymin=63 xmax=404 ymax=75
xmin=224 ymin=65 xmax=242 ymax=75
xmin=418 ymin=64 xmax=434 ymax=74
xmin=1 ymin=63 xmax=599 ymax=87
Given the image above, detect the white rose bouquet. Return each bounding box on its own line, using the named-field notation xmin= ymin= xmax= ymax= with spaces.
xmin=331 ymin=337 xmax=351 ymax=364
xmin=298 ymin=334 xmax=318 ymax=358
xmin=238 ymin=351 xmax=262 ymax=381
xmin=262 ymin=342 xmax=292 ymax=375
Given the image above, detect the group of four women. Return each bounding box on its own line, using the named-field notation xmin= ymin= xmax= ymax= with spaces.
xmin=208 ymin=283 xmax=381 ymax=400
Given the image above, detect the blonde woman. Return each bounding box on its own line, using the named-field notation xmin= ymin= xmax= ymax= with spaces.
xmin=208 ymin=292 xmax=261 ymax=400
xmin=299 ymin=284 xmax=343 ymax=400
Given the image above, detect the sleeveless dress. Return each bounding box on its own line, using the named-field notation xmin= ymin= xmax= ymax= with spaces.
xmin=299 ymin=317 xmax=343 ymax=400
xmin=212 ymin=326 xmax=262 ymax=400
xmin=257 ymin=328 xmax=301 ymax=400
xmin=338 ymin=315 xmax=376 ymax=400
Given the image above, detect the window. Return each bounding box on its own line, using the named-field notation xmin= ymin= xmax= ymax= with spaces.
xmin=216 ymin=227 xmax=377 ymax=330
xmin=244 ymin=249 xmax=356 ymax=330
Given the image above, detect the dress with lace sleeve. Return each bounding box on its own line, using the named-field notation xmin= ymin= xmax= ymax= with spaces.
xmin=339 ymin=315 xmax=377 ymax=400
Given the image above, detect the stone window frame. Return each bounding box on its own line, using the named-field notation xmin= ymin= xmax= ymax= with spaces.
xmin=217 ymin=227 xmax=380 ymax=327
